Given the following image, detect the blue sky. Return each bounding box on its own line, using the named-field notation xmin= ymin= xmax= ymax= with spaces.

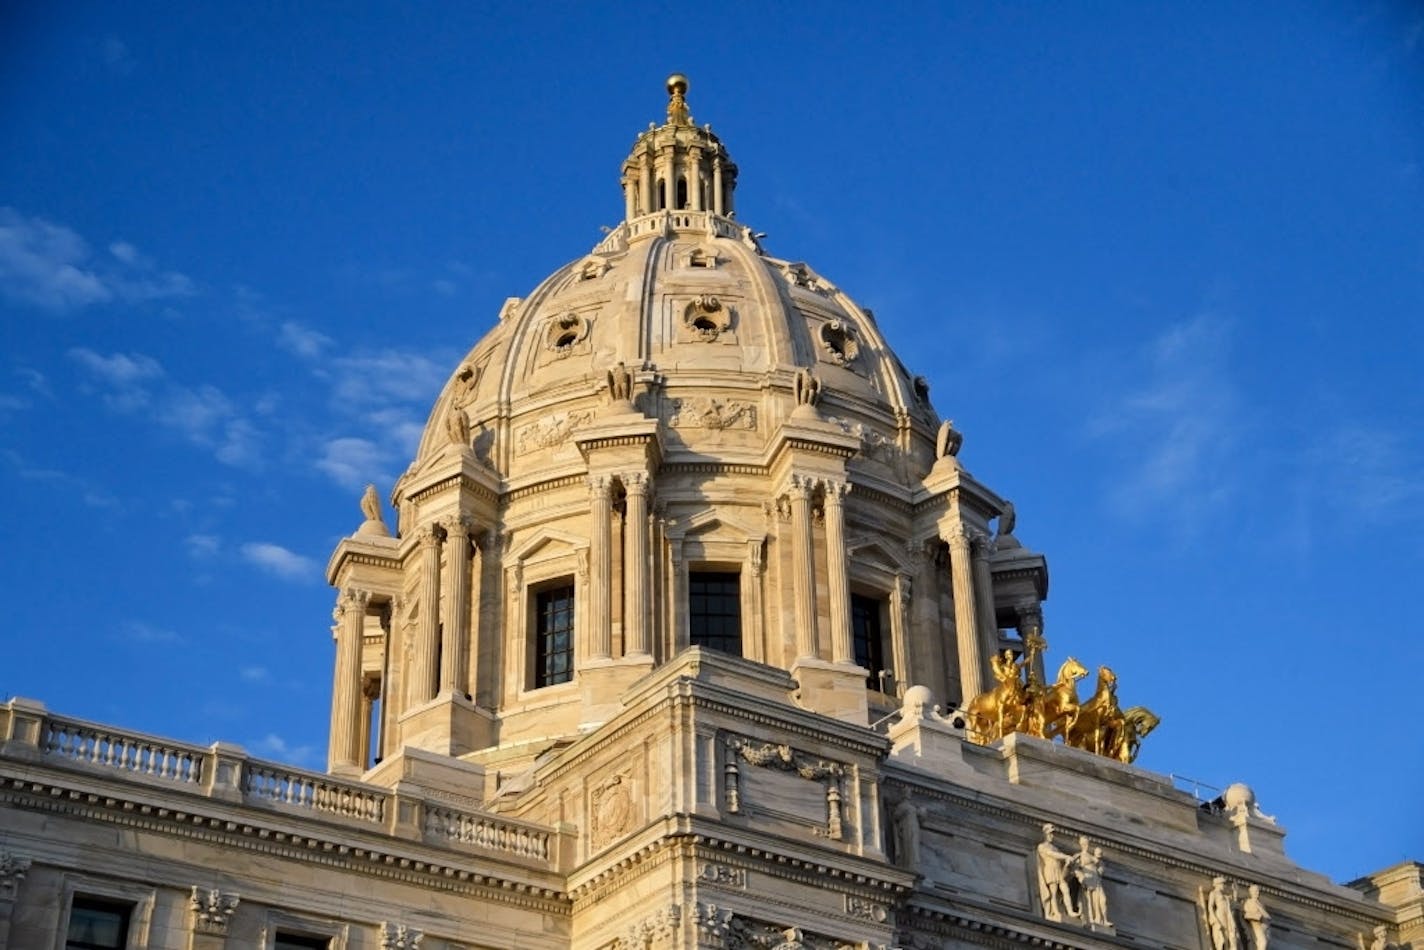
xmin=2 ymin=3 xmax=1420 ymax=884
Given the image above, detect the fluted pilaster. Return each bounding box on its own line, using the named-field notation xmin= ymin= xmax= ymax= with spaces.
xmin=789 ymin=476 xmax=818 ymax=660
xmin=588 ymin=476 xmax=613 ymax=660
xmin=623 ymin=473 xmax=651 ymax=657
xmin=822 ymin=479 xmax=853 ymax=665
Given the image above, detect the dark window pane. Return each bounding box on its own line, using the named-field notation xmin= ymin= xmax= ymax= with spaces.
xmin=535 ymin=583 xmax=576 ymax=687
xmin=689 ymin=572 xmax=741 ymax=655
xmin=275 ymin=936 xmax=330 ymax=950
xmin=852 ymin=594 xmax=887 ymax=689
xmin=66 ymin=897 xmax=131 ymax=950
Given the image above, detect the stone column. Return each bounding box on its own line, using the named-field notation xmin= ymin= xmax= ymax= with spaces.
xmin=411 ymin=525 xmax=443 ymax=705
xmin=788 ymin=475 xmax=818 ymax=660
xmin=689 ymin=146 xmax=704 ymax=210
xmin=890 ymin=573 xmax=912 ymax=697
xmin=588 ymin=476 xmax=613 ymax=660
xmin=440 ymin=516 xmax=473 ymax=695
xmin=822 ymin=479 xmax=854 ymax=664
xmin=622 ymin=176 xmax=636 ymax=221
xmin=328 ymin=588 xmax=369 ymax=772
xmin=971 ymin=531 xmax=999 ymax=672
xmin=712 ymin=156 xmax=724 ymax=215
xmin=945 ymin=524 xmax=985 ymax=702
xmin=623 ymin=473 xmax=650 ymax=658
xmin=640 ymin=156 xmax=654 ymax=216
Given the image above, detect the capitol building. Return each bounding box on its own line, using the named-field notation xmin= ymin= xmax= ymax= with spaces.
xmin=0 ymin=77 xmax=1417 ymax=950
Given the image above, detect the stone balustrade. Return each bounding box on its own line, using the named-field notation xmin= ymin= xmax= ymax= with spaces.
xmin=594 ymin=210 xmax=749 ymax=253
xmin=244 ymin=763 xmax=386 ymax=823
xmin=41 ymin=716 xmax=205 ymax=785
xmin=423 ymin=802 xmax=551 ymax=863
xmin=0 ymin=699 xmax=562 ymax=871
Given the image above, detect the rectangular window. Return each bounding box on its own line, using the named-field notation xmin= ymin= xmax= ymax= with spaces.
xmin=274 ymin=936 xmax=330 ymax=950
xmin=851 ymin=593 xmax=888 ymax=690
xmin=534 ymin=583 xmax=575 ymax=687
xmin=689 ymin=572 xmax=741 ymax=655
xmin=66 ymin=896 xmax=131 ymax=950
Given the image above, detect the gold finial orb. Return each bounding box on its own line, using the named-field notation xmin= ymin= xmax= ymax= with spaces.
xmin=664 ymin=73 xmax=691 ymax=125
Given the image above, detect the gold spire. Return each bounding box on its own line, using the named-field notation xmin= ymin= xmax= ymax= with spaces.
xmin=666 ymin=73 xmax=691 ymax=126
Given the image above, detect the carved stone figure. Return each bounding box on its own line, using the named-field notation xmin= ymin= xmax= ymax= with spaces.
xmin=445 ymin=404 xmax=470 ymax=446
xmin=996 ymin=499 xmax=1018 ymax=545
xmin=1361 ymin=924 xmax=1395 ymax=950
xmin=1073 ymin=837 xmax=1111 ymax=927
xmin=793 ymin=368 xmax=821 ymax=409
xmin=607 ymin=361 xmax=634 ymax=404
xmin=1201 ymin=877 xmax=1240 ymax=950
xmin=357 ymin=483 xmax=391 ymax=537
xmin=935 ymin=419 xmax=963 ymax=459
xmin=891 ymin=797 xmax=923 ymax=870
xmin=1241 ymin=884 xmax=1270 ymax=950
xmin=1036 ymin=823 xmax=1078 ymax=922
xmin=190 ymin=886 xmax=240 ymax=936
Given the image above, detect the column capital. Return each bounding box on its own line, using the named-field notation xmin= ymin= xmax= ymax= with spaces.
xmin=786 ymin=473 xmax=816 ymax=499
xmin=587 ymin=474 xmax=612 ymax=497
xmin=821 ymin=478 xmax=850 ymax=502
xmin=620 ymin=470 xmax=650 ymax=494
xmin=416 ymin=524 xmax=444 ymax=548
xmin=340 ymin=587 xmax=372 ymax=611
xmin=438 ymin=513 xmax=476 ymax=537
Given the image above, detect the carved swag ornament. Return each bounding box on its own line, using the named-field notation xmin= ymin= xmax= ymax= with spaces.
xmin=722 ymin=734 xmax=846 ymax=840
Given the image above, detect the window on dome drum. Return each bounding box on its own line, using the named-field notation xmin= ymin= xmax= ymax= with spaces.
xmin=65 ymin=896 xmax=131 ymax=950
xmin=274 ymin=935 xmax=330 ymax=950
xmin=851 ymin=593 xmax=889 ymax=691
xmin=533 ymin=582 xmax=575 ymax=688
xmin=689 ymin=572 xmax=741 ymax=655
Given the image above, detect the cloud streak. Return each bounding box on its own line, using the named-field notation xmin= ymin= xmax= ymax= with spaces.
xmin=69 ymin=348 xmax=264 ymax=468
xmin=240 ymin=542 xmax=317 ymax=581
xmin=0 ymin=208 xmax=194 ymax=312
xmin=1087 ymin=314 xmax=1243 ymax=532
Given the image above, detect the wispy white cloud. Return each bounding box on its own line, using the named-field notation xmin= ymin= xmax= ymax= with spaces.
xmin=316 ymin=436 xmax=390 ymax=490
xmin=185 ymin=533 xmax=220 ymax=558
xmin=3 ymin=449 xmax=120 ymax=509
xmin=1310 ymin=424 xmax=1424 ymax=527
xmin=69 ymin=348 xmax=264 ymax=468
xmin=0 ymin=208 xmax=193 ymax=312
xmin=239 ymin=666 xmax=271 ymax=684
xmin=118 ymin=620 xmax=183 ymax=644
xmin=240 ymin=541 xmax=317 ymax=581
xmin=277 ymin=320 xmax=333 ymax=359
xmin=1087 ymin=314 xmax=1243 ymax=530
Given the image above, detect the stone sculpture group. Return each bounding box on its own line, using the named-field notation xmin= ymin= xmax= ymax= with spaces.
xmin=965 ymin=633 xmax=1159 ymax=763
xmin=1199 ymin=876 xmax=1272 ymax=950
xmin=1035 ymin=824 xmax=1113 ymax=930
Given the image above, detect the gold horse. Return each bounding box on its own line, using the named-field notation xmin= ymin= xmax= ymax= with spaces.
xmin=1036 ymin=657 xmax=1088 ymax=741
xmin=1105 ymin=705 xmax=1160 ymax=763
xmin=1068 ymin=666 xmax=1121 ymax=755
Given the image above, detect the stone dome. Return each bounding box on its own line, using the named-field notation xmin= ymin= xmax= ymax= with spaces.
xmin=328 ymin=78 xmax=1048 ymax=777
xmin=407 ymin=109 xmax=939 ymax=488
